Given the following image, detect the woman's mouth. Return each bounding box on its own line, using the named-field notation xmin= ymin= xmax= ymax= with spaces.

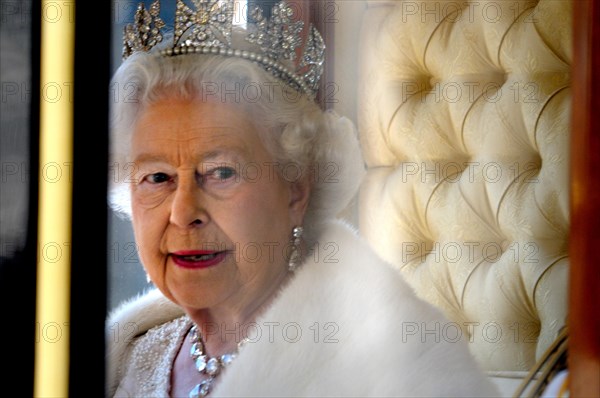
xmin=170 ymin=250 xmax=227 ymax=269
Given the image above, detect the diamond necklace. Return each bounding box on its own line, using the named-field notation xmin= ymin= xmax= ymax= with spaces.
xmin=188 ymin=325 xmax=248 ymax=398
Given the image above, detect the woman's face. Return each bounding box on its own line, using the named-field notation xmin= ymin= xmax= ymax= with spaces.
xmin=129 ymin=97 xmax=309 ymax=317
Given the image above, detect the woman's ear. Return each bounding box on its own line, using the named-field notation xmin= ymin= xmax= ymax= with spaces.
xmin=288 ymin=172 xmax=312 ymax=224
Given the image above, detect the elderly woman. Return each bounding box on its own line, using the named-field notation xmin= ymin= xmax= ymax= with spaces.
xmin=107 ymin=1 xmax=498 ymax=397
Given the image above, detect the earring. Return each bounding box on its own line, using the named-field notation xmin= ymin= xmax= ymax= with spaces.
xmin=146 ymin=272 xmax=152 ymax=284
xmin=288 ymin=226 xmax=304 ymax=272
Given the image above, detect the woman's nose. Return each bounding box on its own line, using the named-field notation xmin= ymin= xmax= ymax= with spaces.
xmin=169 ymin=178 xmax=208 ymax=228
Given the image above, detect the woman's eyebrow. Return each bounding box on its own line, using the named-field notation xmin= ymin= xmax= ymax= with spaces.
xmin=131 ymin=153 xmax=170 ymax=165
xmin=200 ymin=146 xmax=250 ymax=163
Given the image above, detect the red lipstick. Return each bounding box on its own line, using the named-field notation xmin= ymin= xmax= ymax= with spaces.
xmin=170 ymin=250 xmax=227 ymax=269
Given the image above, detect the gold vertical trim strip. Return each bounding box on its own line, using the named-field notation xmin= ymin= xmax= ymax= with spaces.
xmin=34 ymin=1 xmax=75 ymax=396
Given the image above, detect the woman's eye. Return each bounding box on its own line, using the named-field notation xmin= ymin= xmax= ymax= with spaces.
xmin=146 ymin=172 xmax=170 ymax=184
xmin=210 ymin=167 xmax=236 ymax=181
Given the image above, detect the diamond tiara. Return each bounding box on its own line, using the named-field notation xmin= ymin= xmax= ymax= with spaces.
xmin=122 ymin=0 xmax=325 ymax=99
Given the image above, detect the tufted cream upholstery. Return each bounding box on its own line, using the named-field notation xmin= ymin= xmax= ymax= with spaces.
xmin=357 ymin=0 xmax=570 ymax=373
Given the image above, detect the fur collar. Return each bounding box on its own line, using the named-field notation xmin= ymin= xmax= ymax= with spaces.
xmin=107 ymin=220 xmax=498 ymax=397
